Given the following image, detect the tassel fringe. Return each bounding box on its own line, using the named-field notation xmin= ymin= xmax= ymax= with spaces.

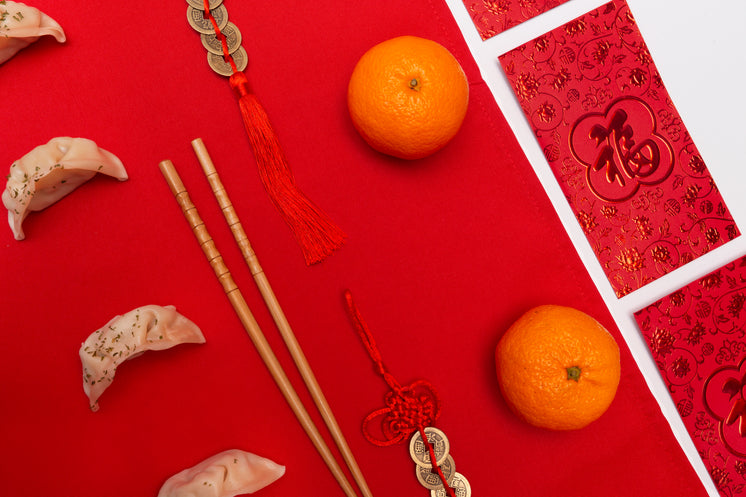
xmin=230 ymin=72 xmax=346 ymax=265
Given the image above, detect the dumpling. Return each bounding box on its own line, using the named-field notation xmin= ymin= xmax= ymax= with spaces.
xmin=158 ymin=449 xmax=285 ymax=497
xmin=2 ymin=137 xmax=128 ymax=240
xmin=79 ymin=305 xmax=205 ymax=412
xmin=0 ymin=1 xmax=65 ymax=64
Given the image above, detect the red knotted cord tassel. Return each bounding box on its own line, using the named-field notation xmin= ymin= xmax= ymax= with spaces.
xmin=202 ymin=2 xmax=346 ymax=265
xmin=344 ymin=290 xmax=456 ymax=497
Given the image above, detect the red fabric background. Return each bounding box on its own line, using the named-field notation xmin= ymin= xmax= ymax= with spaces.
xmin=0 ymin=1 xmax=708 ymax=496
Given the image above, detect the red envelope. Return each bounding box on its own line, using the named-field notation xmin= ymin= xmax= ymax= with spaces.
xmin=463 ymin=0 xmax=571 ymax=39
xmin=499 ymin=0 xmax=740 ymax=298
xmin=635 ymin=256 xmax=746 ymax=496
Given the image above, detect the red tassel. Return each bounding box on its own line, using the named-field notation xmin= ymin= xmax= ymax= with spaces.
xmin=229 ymin=72 xmax=346 ymax=265
xmin=199 ymin=0 xmax=345 ymax=265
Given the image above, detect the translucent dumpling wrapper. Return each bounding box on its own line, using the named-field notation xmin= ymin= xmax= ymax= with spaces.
xmin=0 ymin=1 xmax=65 ymax=64
xmin=2 ymin=137 xmax=128 ymax=240
xmin=79 ymin=305 xmax=205 ymax=412
xmin=158 ymin=449 xmax=285 ymax=497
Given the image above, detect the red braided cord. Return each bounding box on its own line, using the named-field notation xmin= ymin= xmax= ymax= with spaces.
xmin=202 ymin=0 xmax=238 ymax=73
xmin=344 ymin=290 xmax=402 ymax=392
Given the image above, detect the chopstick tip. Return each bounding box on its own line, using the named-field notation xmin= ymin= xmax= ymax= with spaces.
xmin=158 ymin=159 xmax=186 ymax=195
xmin=158 ymin=159 xmax=174 ymax=173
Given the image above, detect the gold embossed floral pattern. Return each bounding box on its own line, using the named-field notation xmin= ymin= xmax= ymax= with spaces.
xmin=635 ymin=257 xmax=746 ymax=495
xmin=499 ymin=0 xmax=739 ymax=297
xmin=463 ymin=0 xmax=571 ymax=39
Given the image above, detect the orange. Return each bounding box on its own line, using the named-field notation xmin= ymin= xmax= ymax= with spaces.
xmin=347 ymin=35 xmax=469 ymax=160
xmin=495 ymin=305 xmax=621 ymax=430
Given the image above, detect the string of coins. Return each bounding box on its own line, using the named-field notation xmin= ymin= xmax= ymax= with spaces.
xmin=186 ymin=0 xmax=247 ymax=76
xmin=411 ymin=427 xmax=471 ymax=497
xmin=344 ymin=290 xmax=472 ymax=497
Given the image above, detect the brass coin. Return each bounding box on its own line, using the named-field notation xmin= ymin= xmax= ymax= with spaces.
xmin=207 ymin=46 xmax=248 ymax=77
xmin=415 ymin=455 xmax=455 ymax=491
xmin=186 ymin=4 xmax=228 ymax=35
xmin=186 ymin=0 xmax=222 ymax=9
xmin=409 ymin=427 xmax=450 ymax=468
xmin=201 ymin=22 xmax=242 ymax=55
xmin=431 ymin=472 xmax=471 ymax=497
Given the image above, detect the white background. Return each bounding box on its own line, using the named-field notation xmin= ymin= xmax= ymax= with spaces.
xmin=445 ymin=0 xmax=746 ymax=495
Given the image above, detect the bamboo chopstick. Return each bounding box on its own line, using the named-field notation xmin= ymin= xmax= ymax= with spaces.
xmin=158 ymin=160 xmax=359 ymax=497
xmin=190 ymin=138 xmax=373 ymax=497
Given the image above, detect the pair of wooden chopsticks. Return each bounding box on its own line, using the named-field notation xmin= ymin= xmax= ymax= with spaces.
xmin=159 ymin=139 xmax=372 ymax=497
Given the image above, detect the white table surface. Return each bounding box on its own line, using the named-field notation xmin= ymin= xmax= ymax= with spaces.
xmin=445 ymin=0 xmax=746 ymax=495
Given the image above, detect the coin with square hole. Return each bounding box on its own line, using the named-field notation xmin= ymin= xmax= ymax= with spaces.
xmin=187 ymin=4 xmax=228 ymax=34
xmin=409 ymin=427 xmax=450 ymax=468
xmin=431 ymin=472 xmax=471 ymax=497
xmin=186 ymin=0 xmax=222 ymax=9
xmin=416 ymin=455 xmax=455 ymax=490
xmin=207 ymin=46 xmax=247 ymax=77
xmin=201 ymin=22 xmax=242 ymax=55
